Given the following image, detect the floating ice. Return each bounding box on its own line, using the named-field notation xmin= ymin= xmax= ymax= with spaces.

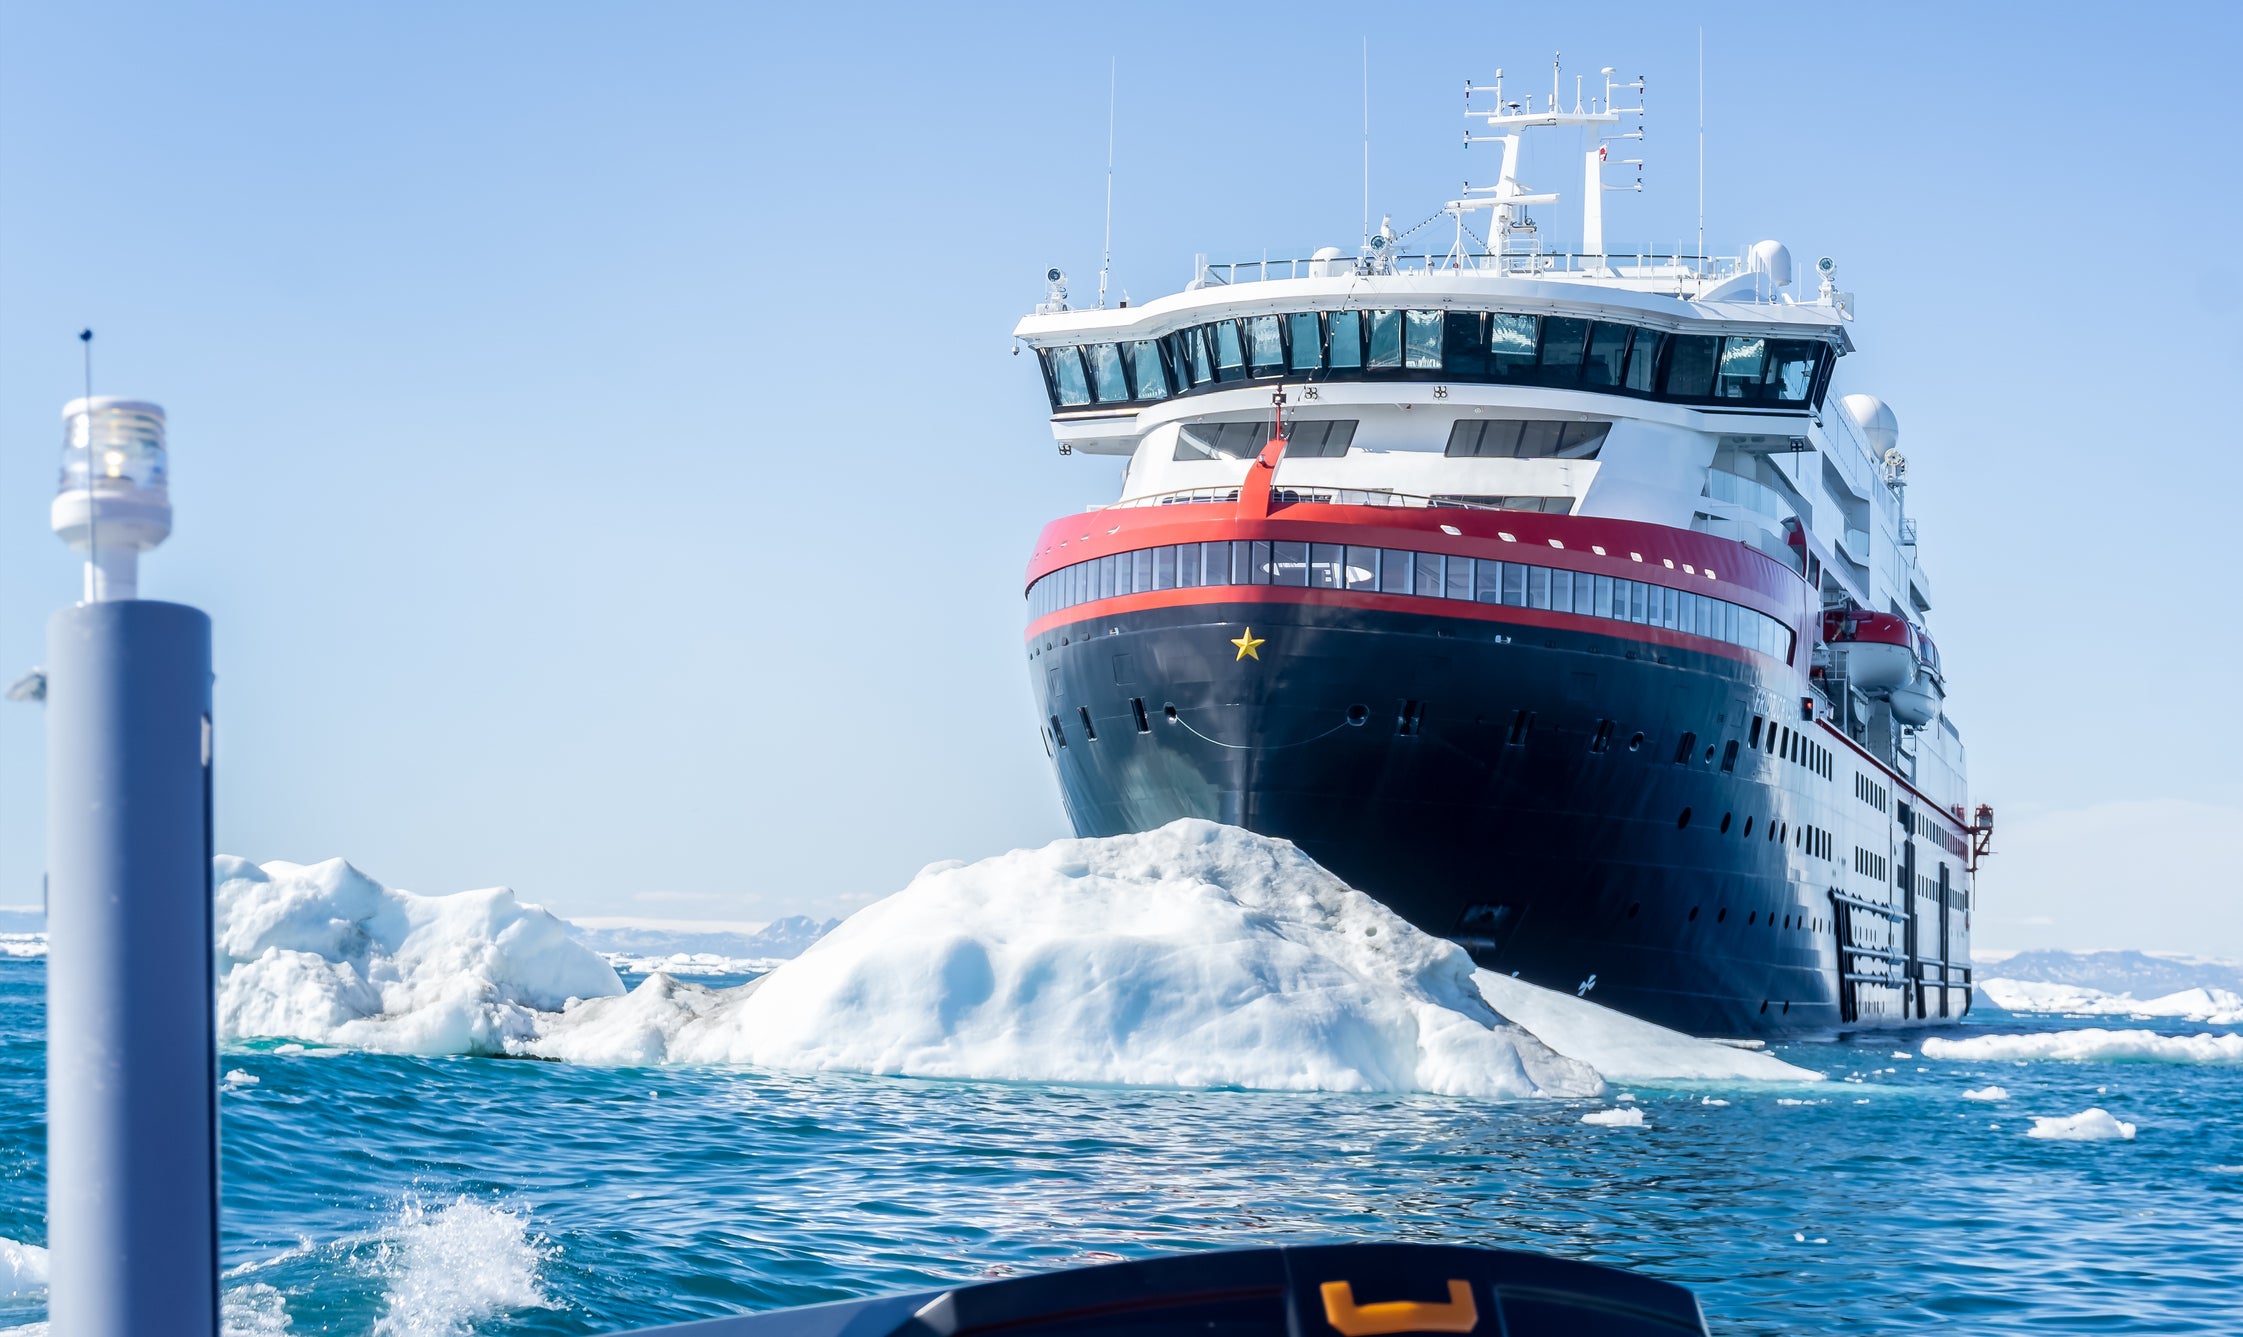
xmin=1700 ymin=1096 xmax=1729 ymax=1106
xmin=0 ymin=934 xmax=43 ymax=961
xmin=1980 ymin=978 xmax=2243 ymax=1024
xmin=223 ymin=1069 xmax=259 ymax=1089
xmin=370 ymin=1197 xmax=552 ymax=1337
xmin=1961 ymin=1085 xmax=2009 ymax=1102
xmin=1922 ymin=1030 xmax=2243 ymax=1065
xmin=1 ymin=1237 xmax=47 ymax=1299
xmin=2025 ymin=1108 xmax=2137 ymax=1141
xmin=1473 ymin=970 xmax=1822 ymax=1083
xmin=1891 ymin=1051 xmax=1913 ymax=1059
xmin=214 ymin=856 xmax=623 ymax=1055
xmin=1580 ymin=1106 xmax=1645 ymax=1127
xmin=534 ymin=822 xmax=1601 ymax=1098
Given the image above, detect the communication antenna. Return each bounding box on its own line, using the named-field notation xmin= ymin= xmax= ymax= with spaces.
xmin=1696 ymin=28 xmax=1705 ymax=264
xmin=1098 ymin=59 xmax=1116 ymax=310
xmin=1362 ymin=38 xmax=1371 ymax=253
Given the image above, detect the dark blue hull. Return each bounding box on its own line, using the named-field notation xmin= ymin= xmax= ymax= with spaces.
xmin=1029 ymin=598 xmax=1965 ymax=1035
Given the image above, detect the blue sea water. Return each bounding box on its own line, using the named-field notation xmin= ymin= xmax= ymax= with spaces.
xmin=2 ymin=958 xmax=2239 ymax=1335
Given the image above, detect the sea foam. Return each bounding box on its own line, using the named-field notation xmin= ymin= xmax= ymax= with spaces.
xmin=1921 ymin=1030 xmax=2243 ymax=1065
xmin=214 ymin=856 xmax=623 ymax=1055
xmin=532 ymin=821 xmax=1603 ymax=1098
xmin=0 ymin=1237 xmax=47 ymax=1299
xmin=369 ymin=1197 xmax=552 ymax=1337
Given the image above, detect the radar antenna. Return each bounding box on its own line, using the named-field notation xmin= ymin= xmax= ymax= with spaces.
xmin=1458 ymin=54 xmax=1641 ymax=274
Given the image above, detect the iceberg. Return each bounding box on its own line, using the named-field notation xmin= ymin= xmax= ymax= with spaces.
xmin=534 ymin=822 xmax=1602 ymax=1098
xmin=2025 ymin=1108 xmax=2137 ymax=1141
xmin=1922 ymin=1030 xmax=2243 ymax=1065
xmin=1472 ymin=970 xmax=1822 ymax=1083
xmin=1979 ymin=978 xmax=2243 ymax=1024
xmin=215 ymin=856 xmax=624 ymax=1055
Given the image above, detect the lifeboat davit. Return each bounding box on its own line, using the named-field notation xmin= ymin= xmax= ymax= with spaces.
xmin=1822 ymin=606 xmax=1917 ymax=692
xmin=1889 ymin=629 xmax=1944 ymax=727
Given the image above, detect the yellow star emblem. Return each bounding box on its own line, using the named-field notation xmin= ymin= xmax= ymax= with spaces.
xmin=1231 ymin=627 xmax=1265 ymax=661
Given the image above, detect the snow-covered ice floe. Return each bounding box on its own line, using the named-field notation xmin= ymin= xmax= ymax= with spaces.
xmin=1473 ymin=970 xmax=1821 ymax=1083
xmin=532 ymin=821 xmax=1601 ymax=1098
xmin=1579 ymin=1106 xmax=1645 ymax=1127
xmin=1921 ymin=1030 xmax=2243 ymax=1065
xmin=1979 ymin=977 xmax=2243 ymax=1025
xmin=2025 ymin=1108 xmax=2136 ymax=1141
xmin=215 ymin=855 xmax=624 ymax=1056
xmin=1961 ymin=1085 xmax=2009 ymax=1102
xmin=0 ymin=933 xmax=45 ymax=961
xmin=213 ymin=822 xmax=1838 ymax=1098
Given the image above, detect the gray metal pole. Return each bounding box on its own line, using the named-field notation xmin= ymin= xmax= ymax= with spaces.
xmin=44 ymin=599 xmax=218 ymax=1337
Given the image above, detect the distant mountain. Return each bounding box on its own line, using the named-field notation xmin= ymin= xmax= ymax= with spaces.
xmin=1982 ymin=949 xmax=2243 ymax=997
xmin=567 ymin=914 xmax=840 ymax=963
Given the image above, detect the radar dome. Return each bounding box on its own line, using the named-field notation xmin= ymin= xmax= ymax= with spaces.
xmin=1840 ymin=393 xmax=1899 ymax=456
xmin=1308 ymin=246 xmax=1348 ymax=278
xmin=1745 ymin=240 xmax=1793 ymax=290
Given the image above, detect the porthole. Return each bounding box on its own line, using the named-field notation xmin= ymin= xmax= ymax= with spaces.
xmin=1346 ymin=704 xmax=1369 ymax=726
xmin=1628 ymin=731 xmax=1645 ymax=751
xmin=1677 ymin=807 xmax=1693 ymax=829
xmin=1688 ymin=906 xmax=1700 ymax=922
xmin=1717 ymin=907 xmax=1728 ymax=923
xmin=1627 ymin=902 xmax=1641 ymax=918
xmin=1704 ymin=744 xmax=1716 ymax=764
xmin=1748 ymin=911 xmax=1757 ymax=925
xmin=1743 ymin=815 xmax=1754 ymax=837
xmin=1759 ymin=1000 xmax=1770 ymax=1015
xmin=1719 ymin=812 xmax=1733 ymax=834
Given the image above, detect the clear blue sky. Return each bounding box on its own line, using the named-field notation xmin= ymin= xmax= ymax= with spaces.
xmin=3 ymin=2 xmax=2238 ymax=951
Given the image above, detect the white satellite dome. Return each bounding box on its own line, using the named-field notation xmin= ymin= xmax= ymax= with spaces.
xmin=1745 ymin=239 xmax=1793 ymax=290
xmin=1840 ymin=393 xmax=1899 ymax=456
xmin=1308 ymin=246 xmax=1348 ymax=278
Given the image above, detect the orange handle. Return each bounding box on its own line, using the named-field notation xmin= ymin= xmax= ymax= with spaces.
xmin=1318 ymin=1279 xmax=1479 ymax=1336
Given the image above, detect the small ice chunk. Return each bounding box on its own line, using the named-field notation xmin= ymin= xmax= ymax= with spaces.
xmin=1776 ymin=1097 xmax=1820 ymax=1106
xmin=1580 ymin=1106 xmax=1645 ymax=1127
xmin=1700 ymin=1096 xmax=1729 ymax=1106
xmin=1961 ymin=1085 xmax=2009 ymax=1102
xmin=222 ymin=1069 xmax=259 ymax=1088
xmin=274 ymin=1043 xmax=306 ymax=1055
xmin=1923 ymin=1029 xmax=2243 ymax=1064
xmin=1792 ymin=1232 xmax=1805 ymax=1242
xmin=1616 ymin=1092 xmax=1638 ymax=1103
xmin=1891 ymin=1051 xmax=1913 ymax=1059
xmin=2025 ymin=1108 xmax=2137 ymax=1141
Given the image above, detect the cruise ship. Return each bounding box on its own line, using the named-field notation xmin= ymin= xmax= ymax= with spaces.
xmin=1010 ymin=64 xmax=1992 ymax=1035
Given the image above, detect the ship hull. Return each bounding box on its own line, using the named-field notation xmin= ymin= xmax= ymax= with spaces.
xmin=1030 ymin=596 xmax=1966 ymax=1035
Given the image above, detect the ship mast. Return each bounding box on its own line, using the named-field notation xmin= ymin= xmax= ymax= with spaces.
xmin=1455 ymin=55 xmax=1643 ymax=274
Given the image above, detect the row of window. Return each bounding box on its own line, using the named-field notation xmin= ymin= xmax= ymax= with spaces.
xmin=1748 ymin=713 xmax=1832 ymax=779
xmin=1855 ymin=848 xmax=1889 ymax=883
xmin=1855 ymin=774 xmax=1889 ymax=813
xmin=1039 ymin=309 xmax=1837 ymax=413
xmin=1172 ymin=416 xmax=1613 ymax=464
xmin=1026 ymin=540 xmax=1795 ymax=662
xmin=1912 ymin=808 xmax=1967 ymax=856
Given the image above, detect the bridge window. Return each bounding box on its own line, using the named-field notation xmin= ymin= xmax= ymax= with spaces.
xmin=1488 ymin=314 xmax=1538 ymax=371
xmin=1716 ymin=336 xmax=1766 ymax=397
xmin=1269 ymin=540 xmax=1308 ymax=586
xmin=1367 ymin=310 xmax=1404 ymax=368
xmin=1212 ymin=321 xmax=1248 ymax=381
xmin=1535 ymin=317 xmax=1590 ymax=386
xmin=1044 ymin=346 xmax=1091 ymax=406
xmin=1379 ymin=548 xmax=1412 ymax=594
xmin=1415 ymin=551 xmax=1446 ymax=597
xmin=1175 ymin=420 xmax=1269 ymax=460
xmin=1246 ymin=316 xmax=1285 ymax=374
xmin=1663 ymin=334 xmax=1720 ymax=397
xmin=1288 ymin=313 xmax=1324 ymax=372
xmin=1128 ymin=340 xmax=1169 ymax=400
xmin=1087 ymin=342 xmax=1130 ymax=403
xmin=1624 ymin=330 xmax=1667 ymax=393
xmin=1404 ymin=309 xmax=1444 ymax=369
xmin=1328 ymin=310 xmax=1364 ymax=369
xmin=1309 ymin=542 xmax=1345 ymax=589
xmin=1584 ymin=323 xmax=1632 ymax=387
xmin=1345 ymin=545 xmax=1379 ymax=589
xmin=1174 ymin=327 xmax=1215 ymax=386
